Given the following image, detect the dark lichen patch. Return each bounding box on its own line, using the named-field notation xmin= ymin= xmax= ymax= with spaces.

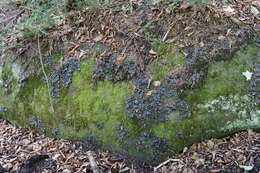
xmin=135 ymin=130 xmax=170 ymax=161
xmin=248 ymin=60 xmax=260 ymax=102
xmin=126 ymin=70 xmax=191 ymax=127
xmin=43 ymin=58 xmax=80 ymax=98
xmin=112 ymin=124 xmax=171 ymax=162
xmin=28 ymin=116 xmax=45 ymax=133
xmin=43 ymin=53 xmax=65 ymax=68
xmin=92 ymin=55 xmax=140 ymax=83
xmin=0 ymin=105 xmax=7 ymax=113
xmin=150 ymin=40 xmax=185 ymax=81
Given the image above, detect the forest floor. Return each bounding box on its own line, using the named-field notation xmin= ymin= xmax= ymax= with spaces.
xmin=0 ymin=118 xmax=259 ymax=172
xmin=0 ymin=0 xmax=260 ymax=172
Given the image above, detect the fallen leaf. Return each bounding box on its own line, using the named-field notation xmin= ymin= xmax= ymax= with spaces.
xmin=149 ymin=49 xmax=158 ymax=55
xmin=220 ymin=5 xmax=236 ymax=16
xmin=239 ymin=165 xmax=253 ymax=171
xmin=251 ymin=6 xmax=259 ymax=16
xmin=242 ymin=71 xmax=253 ymax=81
xmin=153 ymin=81 xmax=161 ymax=87
xmin=93 ymin=34 xmax=103 ymax=42
xmin=207 ymin=140 xmax=215 ymax=149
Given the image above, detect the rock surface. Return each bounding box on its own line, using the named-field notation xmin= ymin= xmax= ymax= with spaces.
xmin=0 ymin=0 xmax=259 ymax=163
xmin=1 ymin=43 xmax=259 ymax=163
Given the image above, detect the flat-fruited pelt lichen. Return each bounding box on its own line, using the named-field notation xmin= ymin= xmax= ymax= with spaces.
xmin=43 ymin=57 xmax=80 ymax=98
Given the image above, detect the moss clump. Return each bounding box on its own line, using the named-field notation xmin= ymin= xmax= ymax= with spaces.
xmin=7 ymin=58 xmax=133 ymax=151
xmin=150 ymin=40 xmax=185 ymax=81
xmin=0 ymin=62 xmax=22 ymax=112
xmin=62 ymin=59 xmax=134 ymax=148
xmin=187 ymin=45 xmax=258 ymax=103
xmin=52 ymin=52 xmax=64 ymax=64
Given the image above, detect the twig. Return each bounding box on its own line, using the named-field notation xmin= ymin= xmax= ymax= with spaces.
xmin=154 ymin=158 xmax=182 ymax=171
xmin=162 ymin=20 xmax=176 ymax=42
xmin=87 ymin=151 xmax=102 ymax=173
xmin=37 ymin=34 xmax=54 ymax=113
xmin=0 ymin=8 xmax=6 ymax=16
xmin=0 ymin=10 xmax=24 ymax=32
xmin=0 ymin=10 xmax=23 ymax=24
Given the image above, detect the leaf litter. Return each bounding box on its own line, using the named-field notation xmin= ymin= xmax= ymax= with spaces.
xmin=0 ymin=118 xmax=259 ymax=172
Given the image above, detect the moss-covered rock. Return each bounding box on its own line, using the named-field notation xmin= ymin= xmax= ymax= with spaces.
xmin=0 ymin=44 xmax=259 ymax=163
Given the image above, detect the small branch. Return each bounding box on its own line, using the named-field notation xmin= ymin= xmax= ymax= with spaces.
xmin=154 ymin=158 xmax=182 ymax=171
xmin=0 ymin=8 xmax=6 ymax=15
xmin=87 ymin=151 xmax=102 ymax=173
xmin=162 ymin=20 xmax=176 ymax=42
xmin=0 ymin=10 xmax=24 ymax=25
xmin=37 ymin=34 xmax=54 ymax=113
xmin=0 ymin=10 xmax=25 ymax=32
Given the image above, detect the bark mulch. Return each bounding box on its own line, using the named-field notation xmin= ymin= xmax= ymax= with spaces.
xmin=0 ymin=118 xmax=259 ymax=173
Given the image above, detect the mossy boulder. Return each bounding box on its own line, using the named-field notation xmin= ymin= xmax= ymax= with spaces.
xmin=0 ymin=43 xmax=259 ymax=163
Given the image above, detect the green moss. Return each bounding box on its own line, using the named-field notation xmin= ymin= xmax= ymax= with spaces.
xmin=58 ymin=125 xmax=87 ymax=140
xmin=150 ymin=40 xmax=185 ymax=80
xmin=7 ymin=58 xmax=133 ymax=151
xmin=0 ymin=62 xmax=21 ymax=106
xmin=52 ymin=52 xmax=64 ymax=64
xmin=0 ymin=62 xmax=24 ymax=126
xmin=152 ymin=45 xmax=260 ymax=153
xmin=187 ymin=45 xmax=258 ymax=103
xmin=61 ymin=59 xmax=134 ymax=148
xmin=152 ymin=108 xmax=225 ymax=153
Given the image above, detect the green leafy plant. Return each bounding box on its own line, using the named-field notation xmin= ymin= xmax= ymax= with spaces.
xmin=12 ymin=0 xmax=105 ymax=37
xmin=187 ymin=0 xmax=208 ymax=7
xmin=67 ymin=0 xmax=102 ymax=9
xmin=14 ymin=0 xmax=66 ymax=37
